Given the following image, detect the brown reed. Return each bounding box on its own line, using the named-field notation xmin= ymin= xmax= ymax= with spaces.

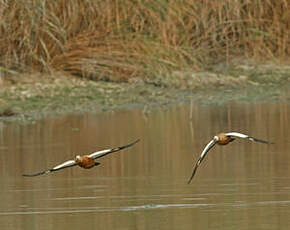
xmin=0 ymin=0 xmax=289 ymax=81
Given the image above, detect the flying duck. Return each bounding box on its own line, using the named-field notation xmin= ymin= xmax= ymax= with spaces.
xmin=23 ymin=139 xmax=140 ymax=177
xmin=187 ymin=132 xmax=273 ymax=184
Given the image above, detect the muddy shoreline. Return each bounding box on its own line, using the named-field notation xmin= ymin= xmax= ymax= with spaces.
xmin=0 ymin=64 xmax=289 ymax=123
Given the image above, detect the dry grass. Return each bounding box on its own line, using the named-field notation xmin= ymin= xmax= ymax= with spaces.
xmin=0 ymin=0 xmax=289 ymax=81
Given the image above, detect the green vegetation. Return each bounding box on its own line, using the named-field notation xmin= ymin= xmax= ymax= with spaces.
xmin=0 ymin=70 xmax=289 ymax=123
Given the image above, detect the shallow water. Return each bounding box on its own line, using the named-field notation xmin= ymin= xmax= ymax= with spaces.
xmin=0 ymin=103 xmax=290 ymax=230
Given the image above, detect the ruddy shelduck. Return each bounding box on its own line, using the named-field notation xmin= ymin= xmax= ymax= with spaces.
xmin=187 ymin=132 xmax=273 ymax=184
xmin=23 ymin=139 xmax=140 ymax=177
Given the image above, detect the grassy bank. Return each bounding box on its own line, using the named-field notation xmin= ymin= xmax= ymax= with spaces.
xmin=0 ymin=63 xmax=289 ymax=123
xmin=0 ymin=0 xmax=289 ymax=82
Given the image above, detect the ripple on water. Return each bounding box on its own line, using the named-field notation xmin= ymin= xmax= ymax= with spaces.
xmin=0 ymin=202 xmax=215 ymax=216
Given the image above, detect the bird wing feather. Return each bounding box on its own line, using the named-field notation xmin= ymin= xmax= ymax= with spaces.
xmin=226 ymin=132 xmax=272 ymax=144
xmin=226 ymin=132 xmax=248 ymax=138
xmin=88 ymin=139 xmax=140 ymax=159
xmin=187 ymin=139 xmax=216 ymax=184
xmin=23 ymin=160 xmax=77 ymax=177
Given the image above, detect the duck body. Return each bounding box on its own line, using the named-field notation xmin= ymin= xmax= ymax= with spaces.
xmin=215 ymin=133 xmax=235 ymax=145
xmin=187 ymin=132 xmax=273 ymax=184
xmin=75 ymin=155 xmax=96 ymax=169
xmin=23 ymin=139 xmax=139 ymax=177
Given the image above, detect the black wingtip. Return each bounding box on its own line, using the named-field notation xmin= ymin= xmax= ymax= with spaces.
xmin=133 ymin=139 xmax=140 ymax=144
xmin=119 ymin=139 xmax=140 ymax=150
xmin=22 ymin=170 xmax=49 ymax=177
xmin=250 ymin=137 xmax=274 ymax=144
xmin=23 ymin=174 xmax=40 ymax=177
xmin=187 ymin=177 xmax=193 ymax=185
xmin=133 ymin=139 xmax=141 ymax=144
xmin=187 ymin=165 xmax=198 ymax=184
xmin=22 ymin=174 xmax=38 ymax=177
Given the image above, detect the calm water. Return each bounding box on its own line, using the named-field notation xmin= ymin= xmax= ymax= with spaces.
xmin=0 ymin=103 xmax=290 ymax=230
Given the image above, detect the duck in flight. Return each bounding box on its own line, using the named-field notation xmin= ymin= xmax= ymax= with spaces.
xmin=187 ymin=132 xmax=273 ymax=184
xmin=23 ymin=139 xmax=140 ymax=177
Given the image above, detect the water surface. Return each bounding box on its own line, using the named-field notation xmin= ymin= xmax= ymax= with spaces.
xmin=0 ymin=103 xmax=289 ymax=230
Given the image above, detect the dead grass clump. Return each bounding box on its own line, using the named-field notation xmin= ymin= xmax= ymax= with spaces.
xmin=0 ymin=0 xmax=289 ymax=81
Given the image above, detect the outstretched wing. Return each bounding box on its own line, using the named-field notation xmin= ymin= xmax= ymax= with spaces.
xmin=23 ymin=160 xmax=77 ymax=177
xmin=187 ymin=139 xmax=216 ymax=184
xmin=226 ymin=132 xmax=273 ymax=144
xmin=88 ymin=139 xmax=140 ymax=159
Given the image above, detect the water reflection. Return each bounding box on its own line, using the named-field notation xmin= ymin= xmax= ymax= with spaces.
xmin=0 ymin=103 xmax=289 ymax=230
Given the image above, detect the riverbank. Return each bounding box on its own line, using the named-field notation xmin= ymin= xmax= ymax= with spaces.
xmin=0 ymin=62 xmax=289 ymax=123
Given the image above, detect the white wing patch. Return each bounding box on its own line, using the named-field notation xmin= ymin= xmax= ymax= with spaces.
xmin=52 ymin=160 xmax=76 ymax=171
xmin=187 ymin=139 xmax=217 ymax=184
xmin=89 ymin=149 xmax=112 ymax=159
xmin=200 ymin=139 xmax=216 ymax=159
xmin=226 ymin=132 xmax=249 ymax=139
xmin=225 ymin=132 xmax=272 ymax=144
xmin=88 ymin=139 xmax=140 ymax=159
